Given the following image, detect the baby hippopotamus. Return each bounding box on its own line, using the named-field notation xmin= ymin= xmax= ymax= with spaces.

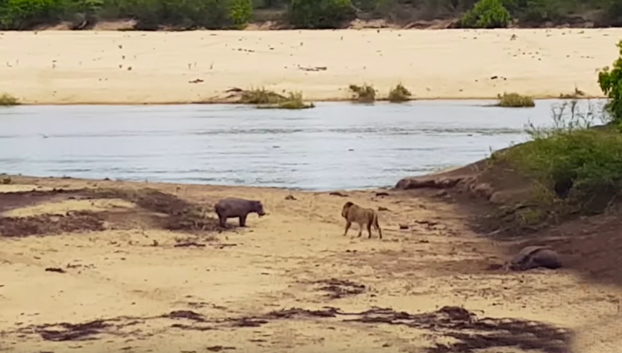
xmin=214 ymin=197 xmax=266 ymax=228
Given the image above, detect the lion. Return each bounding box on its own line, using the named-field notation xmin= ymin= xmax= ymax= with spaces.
xmin=341 ymin=201 xmax=383 ymax=239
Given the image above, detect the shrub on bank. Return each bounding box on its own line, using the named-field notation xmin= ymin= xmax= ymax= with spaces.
xmin=598 ymin=40 xmax=622 ymax=125
xmin=257 ymin=91 xmax=315 ymax=110
xmin=388 ymin=83 xmax=411 ymax=103
xmin=0 ymin=0 xmax=63 ymax=29
xmin=461 ymin=0 xmax=511 ymax=28
xmin=0 ymin=93 xmax=19 ymax=106
xmin=497 ymin=92 xmax=535 ymax=108
xmin=349 ymin=84 xmax=376 ymax=103
xmin=0 ymin=0 xmax=254 ymax=30
xmin=496 ymin=100 xmax=617 ymax=214
xmin=129 ymin=0 xmax=253 ymax=30
xmin=239 ymin=87 xmax=286 ymax=104
xmin=288 ymin=0 xmax=356 ymax=28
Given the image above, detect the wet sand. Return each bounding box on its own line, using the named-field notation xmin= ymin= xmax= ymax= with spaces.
xmin=0 ymin=28 xmax=618 ymax=104
xmin=0 ymin=175 xmax=619 ymax=352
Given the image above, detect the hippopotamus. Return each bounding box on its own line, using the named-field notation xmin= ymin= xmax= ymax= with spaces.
xmin=507 ymin=245 xmax=562 ymax=271
xmin=214 ymin=197 xmax=266 ymax=228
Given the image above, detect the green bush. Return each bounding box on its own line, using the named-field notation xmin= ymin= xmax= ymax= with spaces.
xmin=0 ymin=0 xmax=253 ymax=29
xmin=461 ymin=0 xmax=511 ymax=28
xmin=127 ymin=0 xmax=253 ymax=30
xmin=497 ymin=100 xmax=617 ymax=214
xmin=288 ymin=0 xmax=355 ymax=28
xmin=501 ymin=0 xmax=568 ymax=23
xmin=63 ymin=0 xmax=104 ymax=28
xmin=0 ymin=0 xmax=64 ymax=29
xmin=229 ymin=0 xmax=253 ymax=27
xmin=598 ymin=40 xmax=622 ymax=125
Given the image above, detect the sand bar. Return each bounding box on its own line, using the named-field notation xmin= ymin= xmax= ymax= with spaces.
xmin=0 ymin=28 xmax=619 ymax=104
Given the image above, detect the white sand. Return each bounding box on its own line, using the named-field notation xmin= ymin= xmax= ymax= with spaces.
xmin=0 ymin=28 xmax=618 ymax=104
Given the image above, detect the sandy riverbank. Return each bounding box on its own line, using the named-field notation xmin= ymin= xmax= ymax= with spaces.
xmin=0 ymin=28 xmax=618 ymax=105
xmin=0 ymin=175 xmax=620 ymax=352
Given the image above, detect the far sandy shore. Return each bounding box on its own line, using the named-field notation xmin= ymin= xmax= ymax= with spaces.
xmin=0 ymin=28 xmax=619 ymax=105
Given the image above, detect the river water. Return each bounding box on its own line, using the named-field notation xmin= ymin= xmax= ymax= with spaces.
xmin=0 ymin=100 xmax=603 ymax=191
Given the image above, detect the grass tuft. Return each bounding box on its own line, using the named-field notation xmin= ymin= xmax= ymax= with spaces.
xmin=349 ymin=84 xmax=376 ymax=103
xmin=256 ymin=91 xmax=315 ymax=110
xmin=388 ymin=84 xmax=412 ymax=103
xmin=496 ymin=92 xmax=535 ymax=108
xmin=0 ymin=93 xmax=19 ymax=106
xmin=239 ymin=87 xmax=286 ymax=105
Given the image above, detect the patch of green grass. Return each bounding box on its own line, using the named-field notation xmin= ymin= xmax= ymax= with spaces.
xmin=0 ymin=93 xmax=19 ymax=106
xmin=388 ymin=83 xmax=412 ymax=103
xmin=349 ymin=84 xmax=376 ymax=103
xmin=496 ymin=92 xmax=535 ymax=108
xmin=256 ymin=91 xmax=315 ymax=110
xmin=239 ymin=88 xmax=286 ymax=105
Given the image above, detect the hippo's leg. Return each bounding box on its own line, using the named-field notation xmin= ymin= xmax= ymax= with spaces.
xmin=217 ymin=213 xmax=227 ymax=228
xmin=239 ymin=214 xmax=247 ymax=227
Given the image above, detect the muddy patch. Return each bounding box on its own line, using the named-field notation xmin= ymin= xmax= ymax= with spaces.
xmin=343 ymin=306 xmax=569 ymax=353
xmin=0 ymin=211 xmax=105 ymax=237
xmin=37 ymin=320 xmax=113 ymax=342
xmin=0 ymin=187 xmax=220 ymax=237
xmin=312 ymin=278 xmax=366 ymax=299
xmin=16 ymin=306 xmax=569 ymax=352
xmin=0 ymin=189 xmax=71 ymax=213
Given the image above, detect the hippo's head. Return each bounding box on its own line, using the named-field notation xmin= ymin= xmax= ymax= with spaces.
xmin=254 ymin=201 xmax=266 ymax=217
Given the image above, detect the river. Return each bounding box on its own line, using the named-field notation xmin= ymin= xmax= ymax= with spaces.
xmin=0 ymin=99 xmax=604 ymax=191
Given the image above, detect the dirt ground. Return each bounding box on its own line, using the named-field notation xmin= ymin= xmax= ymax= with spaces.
xmin=0 ymin=175 xmax=619 ymax=353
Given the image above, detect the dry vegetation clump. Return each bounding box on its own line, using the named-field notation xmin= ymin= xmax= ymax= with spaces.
xmin=559 ymin=86 xmax=586 ymax=99
xmin=239 ymin=88 xmax=287 ymax=105
xmin=0 ymin=93 xmax=18 ymax=106
xmin=257 ymin=91 xmax=315 ymax=110
xmin=349 ymin=84 xmax=376 ymax=103
xmin=497 ymin=92 xmax=535 ymax=108
xmin=388 ymin=84 xmax=412 ymax=103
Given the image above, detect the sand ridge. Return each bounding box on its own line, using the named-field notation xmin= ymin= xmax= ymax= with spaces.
xmin=0 ymin=28 xmax=619 ymax=104
xmin=0 ymin=175 xmax=619 ymax=352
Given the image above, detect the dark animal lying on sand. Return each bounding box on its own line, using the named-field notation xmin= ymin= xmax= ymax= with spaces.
xmin=506 ymin=245 xmax=561 ymax=271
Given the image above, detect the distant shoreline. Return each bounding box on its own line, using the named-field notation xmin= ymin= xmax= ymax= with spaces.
xmin=2 ymin=96 xmax=606 ymax=106
xmin=0 ymin=28 xmax=616 ymax=105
